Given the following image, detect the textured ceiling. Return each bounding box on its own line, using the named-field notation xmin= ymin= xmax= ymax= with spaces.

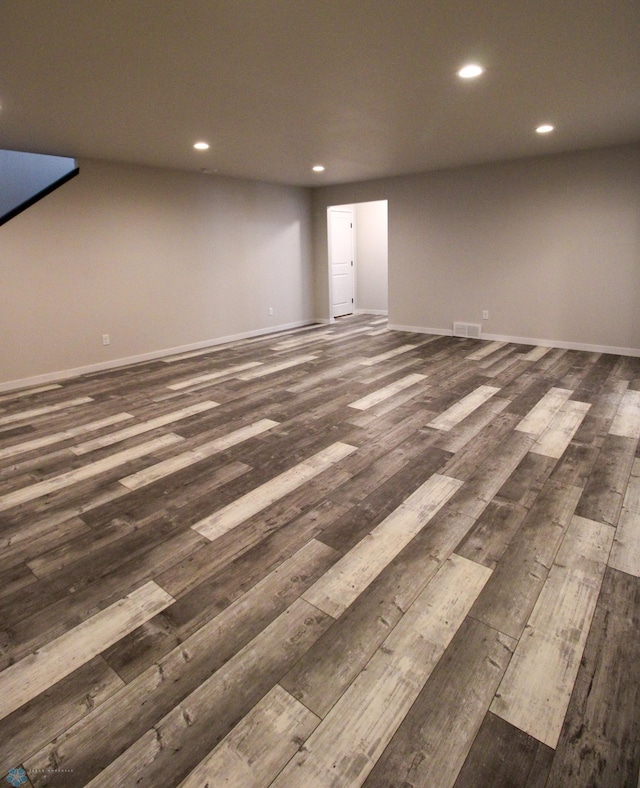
xmin=0 ymin=0 xmax=638 ymax=186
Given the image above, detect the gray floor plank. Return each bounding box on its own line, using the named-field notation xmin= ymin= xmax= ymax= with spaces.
xmin=363 ymin=617 xmax=515 ymax=788
xmin=546 ymin=568 xmax=640 ymax=787
xmin=468 ymin=479 xmax=582 ymax=640
xmin=0 ymin=316 xmax=638 ymax=787
xmin=454 ymin=712 xmax=554 ymax=788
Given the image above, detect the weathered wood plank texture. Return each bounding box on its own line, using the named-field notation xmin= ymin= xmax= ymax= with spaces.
xmin=0 ymin=315 xmax=637 ymax=786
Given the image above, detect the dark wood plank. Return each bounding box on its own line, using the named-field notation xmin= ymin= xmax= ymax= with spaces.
xmin=24 ymin=545 xmax=336 ymax=787
xmin=445 ymin=431 xmax=534 ymax=518
xmin=0 ymin=656 xmax=123 ymax=776
xmin=495 ymin=451 xmax=558 ymax=509
xmin=104 ymin=510 xmax=344 ymax=680
xmin=0 ymin=316 xmax=638 ymax=786
xmin=363 ymin=617 xmax=515 ymax=787
xmin=442 ymin=412 xmax=521 ymax=481
xmin=455 ymin=498 xmax=528 ymax=570
xmin=468 ymin=479 xmax=582 ymax=639
xmin=40 ymin=600 xmax=330 ymax=787
xmin=549 ymin=441 xmax=602 ymax=487
xmin=454 ymin=711 xmax=554 ymax=788
xmin=280 ymin=507 xmax=476 ymax=718
xmin=574 ymin=434 xmax=636 ymax=526
xmin=546 ymin=567 xmax=640 ymax=787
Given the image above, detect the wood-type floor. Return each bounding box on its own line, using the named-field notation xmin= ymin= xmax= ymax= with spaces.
xmin=1 ymin=315 xmax=639 ymax=787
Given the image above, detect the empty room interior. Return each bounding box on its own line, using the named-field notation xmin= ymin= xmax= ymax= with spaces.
xmin=1 ymin=2 xmax=639 ymax=786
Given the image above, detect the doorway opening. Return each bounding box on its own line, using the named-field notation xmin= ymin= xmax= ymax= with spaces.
xmin=327 ymin=200 xmax=388 ymax=321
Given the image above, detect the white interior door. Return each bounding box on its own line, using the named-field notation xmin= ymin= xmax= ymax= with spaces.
xmin=329 ymin=208 xmax=354 ymax=318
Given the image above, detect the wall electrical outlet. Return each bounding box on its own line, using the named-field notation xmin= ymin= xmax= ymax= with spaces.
xmin=482 ymin=310 xmax=489 ymax=321
xmin=268 ymin=307 xmax=274 ymax=316
xmin=102 ymin=334 xmax=110 ymax=345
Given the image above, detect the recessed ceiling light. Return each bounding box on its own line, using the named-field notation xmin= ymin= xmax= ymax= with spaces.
xmin=312 ymin=165 xmax=325 ymax=172
xmin=536 ymin=124 xmax=554 ymax=134
xmin=193 ymin=141 xmax=210 ymax=150
xmin=457 ymin=64 xmax=484 ymax=79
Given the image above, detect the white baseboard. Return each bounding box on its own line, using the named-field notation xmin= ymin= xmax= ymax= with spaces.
xmin=387 ymin=324 xmax=640 ymax=358
xmin=5 ymin=320 xmax=638 ymax=393
xmin=0 ymin=320 xmax=320 ymax=393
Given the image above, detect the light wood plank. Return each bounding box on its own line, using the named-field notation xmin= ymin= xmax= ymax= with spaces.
xmin=281 ymin=509 xmax=476 ymax=720
xmin=468 ymin=481 xmax=583 ymax=641
xmin=160 ymin=345 xmax=233 ymax=363
xmin=608 ymin=508 xmax=640 ymax=577
xmin=359 ymin=344 xmax=417 ymax=366
xmin=167 ymin=361 xmax=263 ymax=389
xmin=271 ymin=329 xmax=333 ymax=350
xmin=0 ymin=396 xmax=94 ymax=426
xmin=476 ymin=345 xmax=517 ymax=370
xmin=491 ymin=514 xmax=614 ymax=748
xmin=0 ymin=384 xmax=62 ymax=402
xmin=466 ymin=341 xmax=507 ymax=361
xmin=71 ymin=400 xmax=217 ymax=454
xmin=236 ymin=354 xmax=318 ymax=379
xmin=523 ymin=345 xmax=551 ymax=361
xmin=347 ymin=373 xmax=426 ymax=410
xmin=81 ymin=598 xmax=331 ymax=788
xmin=1 ymin=317 xmax=637 ymax=785
xmin=434 ymin=396 xmax=511 ymax=453
xmin=303 ymin=473 xmax=463 ymax=618
xmin=0 ymin=433 xmax=184 ymax=512
xmin=0 ymin=656 xmax=125 ymax=778
xmin=159 ymin=324 xmax=318 ymax=364
xmin=119 ymin=419 xmax=279 ymax=490
xmin=0 ymin=581 xmax=174 ymax=722
xmin=515 ymin=387 xmax=573 ymax=437
xmin=545 ymin=568 xmax=640 ymax=787
xmin=23 ymin=539 xmax=337 ymax=784
xmin=441 ymin=412 xmax=522 ymax=483
xmin=445 ymin=431 xmax=535 ymax=517
xmin=273 ymin=325 xmax=372 ymax=350
xmin=609 ymin=388 xmax=640 ymax=438
xmin=178 ymin=685 xmax=320 ymax=787
xmin=623 ymin=457 xmax=640 ymax=512
xmin=272 ymin=555 xmax=491 ymax=787
xmin=285 ymin=359 xmax=357 ymax=394
xmin=530 ymin=399 xmax=591 ymax=458
xmin=428 ymin=384 xmax=501 ymax=431
xmin=364 ymin=618 xmax=516 ymax=788
xmin=0 ymin=413 xmax=134 ymax=461
xmin=192 ymin=442 xmax=357 ymax=541
xmin=345 ymin=381 xmax=428 ymax=422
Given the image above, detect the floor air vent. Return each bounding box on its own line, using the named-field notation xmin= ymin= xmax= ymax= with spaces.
xmin=453 ymin=322 xmax=482 ymax=339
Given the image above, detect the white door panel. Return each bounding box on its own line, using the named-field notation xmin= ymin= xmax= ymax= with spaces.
xmin=329 ymin=208 xmax=354 ymax=318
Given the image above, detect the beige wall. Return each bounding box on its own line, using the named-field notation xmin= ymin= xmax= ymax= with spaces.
xmin=312 ymin=144 xmax=640 ymax=354
xmin=0 ymin=159 xmax=313 ymax=388
xmin=355 ymin=201 xmax=388 ymax=314
xmin=2 ymin=143 xmax=638 ymax=389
